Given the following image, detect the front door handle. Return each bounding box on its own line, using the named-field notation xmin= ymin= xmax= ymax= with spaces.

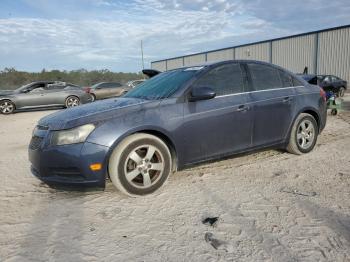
xmin=237 ymin=105 xmax=249 ymax=112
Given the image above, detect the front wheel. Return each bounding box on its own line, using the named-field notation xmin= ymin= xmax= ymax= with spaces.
xmin=90 ymin=94 xmax=96 ymax=102
xmin=286 ymin=113 xmax=318 ymax=155
xmin=108 ymin=133 xmax=172 ymax=196
xmin=65 ymin=96 xmax=80 ymax=108
xmin=0 ymin=100 xmax=15 ymax=114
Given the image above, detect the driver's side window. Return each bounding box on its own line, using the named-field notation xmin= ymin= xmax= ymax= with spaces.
xmin=193 ymin=63 xmax=244 ymax=96
xmin=29 ymin=84 xmax=45 ymax=93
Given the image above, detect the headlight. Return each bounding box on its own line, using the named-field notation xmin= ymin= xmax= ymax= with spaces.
xmin=32 ymin=126 xmax=38 ymax=136
xmin=51 ymin=124 xmax=95 ymax=146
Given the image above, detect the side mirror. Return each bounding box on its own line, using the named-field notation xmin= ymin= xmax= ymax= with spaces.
xmin=189 ymin=86 xmax=216 ymax=102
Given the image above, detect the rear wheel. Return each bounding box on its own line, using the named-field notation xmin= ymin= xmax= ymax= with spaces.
xmin=65 ymin=96 xmax=80 ymax=108
xmin=0 ymin=100 xmax=15 ymax=114
xmin=331 ymin=109 xmax=338 ymax=116
xmin=108 ymin=133 xmax=172 ymax=196
xmin=287 ymin=113 xmax=318 ymax=155
xmin=338 ymin=87 xmax=345 ymax=97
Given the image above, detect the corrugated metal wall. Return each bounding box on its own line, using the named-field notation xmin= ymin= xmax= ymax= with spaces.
xmin=184 ymin=54 xmax=206 ymax=66
xmin=235 ymin=43 xmax=270 ymax=62
xmin=151 ymin=61 xmax=167 ymax=72
xmin=206 ymin=48 xmax=234 ymax=62
xmin=151 ymin=25 xmax=350 ymax=83
xmin=272 ymin=34 xmax=316 ymax=74
xmin=317 ymin=27 xmax=350 ymax=84
xmin=167 ymin=58 xmax=183 ymax=70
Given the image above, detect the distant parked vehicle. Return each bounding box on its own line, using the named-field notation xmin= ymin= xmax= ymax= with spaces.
xmin=0 ymin=81 xmax=92 ymax=114
xmin=84 ymin=82 xmax=130 ymax=101
xmin=298 ymin=74 xmax=347 ymax=97
xmin=126 ymin=80 xmax=146 ymax=88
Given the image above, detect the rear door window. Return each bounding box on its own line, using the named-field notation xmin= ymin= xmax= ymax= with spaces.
xmin=105 ymin=83 xmax=121 ymax=88
xmin=193 ymin=63 xmax=244 ymax=96
xmin=247 ymin=63 xmax=283 ymax=90
xmin=279 ymin=70 xmax=294 ymax=87
xmin=331 ymin=76 xmax=339 ymax=82
xmin=47 ymin=84 xmax=65 ymax=90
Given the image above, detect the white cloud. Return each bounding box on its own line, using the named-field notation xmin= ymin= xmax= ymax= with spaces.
xmin=0 ymin=3 xmax=268 ymax=71
xmin=0 ymin=0 xmax=349 ymax=71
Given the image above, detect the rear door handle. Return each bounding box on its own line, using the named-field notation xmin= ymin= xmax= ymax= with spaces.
xmin=283 ymin=97 xmax=292 ymax=103
xmin=237 ymin=105 xmax=249 ymax=112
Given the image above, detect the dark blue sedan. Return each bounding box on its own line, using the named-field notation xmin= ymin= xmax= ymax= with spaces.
xmin=29 ymin=60 xmax=327 ymax=196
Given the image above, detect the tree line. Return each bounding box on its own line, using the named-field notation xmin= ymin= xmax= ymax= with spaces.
xmin=0 ymin=68 xmax=143 ymax=90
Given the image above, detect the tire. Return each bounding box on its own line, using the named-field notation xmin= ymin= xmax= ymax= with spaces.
xmin=0 ymin=100 xmax=15 ymax=114
xmin=90 ymin=94 xmax=96 ymax=102
xmin=108 ymin=133 xmax=172 ymax=196
xmin=338 ymin=87 xmax=345 ymax=97
xmin=286 ymin=113 xmax=318 ymax=155
xmin=331 ymin=109 xmax=338 ymax=116
xmin=65 ymin=96 xmax=80 ymax=108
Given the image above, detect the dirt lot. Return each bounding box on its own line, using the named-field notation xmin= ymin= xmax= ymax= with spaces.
xmin=0 ymin=97 xmax=350 ymax=262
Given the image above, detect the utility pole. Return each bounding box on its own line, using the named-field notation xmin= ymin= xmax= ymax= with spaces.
xmin=141 ymin=40 xmax=145 ymax=71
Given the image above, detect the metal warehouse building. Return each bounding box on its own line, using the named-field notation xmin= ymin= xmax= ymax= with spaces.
xmin=151 ymin=24 xmax=350 ymax=83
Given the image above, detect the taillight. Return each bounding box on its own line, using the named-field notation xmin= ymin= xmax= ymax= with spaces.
xmin=320 ymin=88 xmax=326 ymax=102
xmin=83 ymin=87 xmax=91 ymax=93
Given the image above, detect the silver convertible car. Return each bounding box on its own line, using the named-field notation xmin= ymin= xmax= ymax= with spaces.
xmin=0 ymin=81 xmax=92 ymax=114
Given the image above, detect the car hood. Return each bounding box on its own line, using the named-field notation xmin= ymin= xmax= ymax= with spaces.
xmin=0 ymin=90 xmax=15 ymax=96
xmin=39 ymin=97 xmax=158 ymax=130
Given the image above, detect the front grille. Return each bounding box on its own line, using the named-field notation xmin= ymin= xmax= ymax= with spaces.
xmin=29 ymin=136 xmax=43 ymax=150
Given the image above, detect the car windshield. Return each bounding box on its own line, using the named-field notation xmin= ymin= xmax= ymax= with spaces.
xmin=124 ymin=68 xmax=199 ymax=100
xmin=15 ymin=83 xmax=34 ymax=92
xmin=91 ymin=83 xmax=103 ymax=89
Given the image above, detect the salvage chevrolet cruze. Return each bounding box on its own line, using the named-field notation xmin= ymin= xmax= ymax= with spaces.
xmin=29 ymin=60 xmax=327 ymax=196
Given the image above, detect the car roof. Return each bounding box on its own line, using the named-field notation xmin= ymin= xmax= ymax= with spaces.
xmin=167 ymin=59 xmax=301 ymax=79
xmin=297 ymin=74 xmax=317 ymax=80
xmin=97 ymin=82 xmax=121 ymax=84
xmin=30 ymin=81 xmax=55 ymax=84
xmin=169 ymin=59 xmax=292 ymax=71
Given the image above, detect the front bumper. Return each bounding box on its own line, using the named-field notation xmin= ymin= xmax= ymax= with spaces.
xmin=29 ymin=133 xmax=110 ymax=188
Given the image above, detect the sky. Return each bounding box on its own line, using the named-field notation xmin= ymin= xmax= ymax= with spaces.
xmin=0 ymin=0 xmax=349 ymax=72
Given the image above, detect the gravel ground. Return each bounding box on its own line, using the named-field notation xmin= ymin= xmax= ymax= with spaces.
xmin=0 ymin=96 xmax=349 ymax=262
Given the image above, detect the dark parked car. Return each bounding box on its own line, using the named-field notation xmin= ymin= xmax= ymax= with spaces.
xmin=299 ymin=74 xmax=347 ymax=97
xmin=85 ymin=82 xmax=130 ymax=101
xmin=0 ymin=81 xmax=92 ymax=114
xmin=29 ymin=61 xmax=327 ymax=196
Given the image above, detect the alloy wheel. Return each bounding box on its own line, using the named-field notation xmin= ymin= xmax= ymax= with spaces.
xmin=297 ymin=119 xmax=315 ymax=150
xmin=0 ymin=101 xmax=14 ymax=114
xmin=124 ymin=145 xmax=164 ymax=189
xmin=66 ymin=97 xmax=80 ymax=107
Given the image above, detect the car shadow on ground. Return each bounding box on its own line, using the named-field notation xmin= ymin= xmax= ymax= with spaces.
xmin=18 ymin=181 xmax=106 ymax=261
xmin=298 ymin=200 xmax=350 ymax=244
